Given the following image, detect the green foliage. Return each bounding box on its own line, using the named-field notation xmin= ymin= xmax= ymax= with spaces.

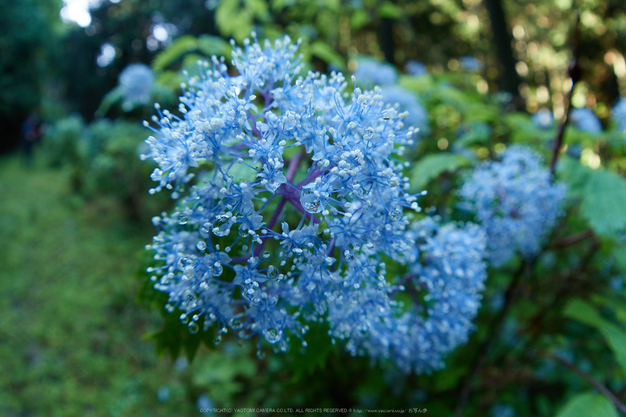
xmin=409 ymin=152 xmax=470 ymax=191
xmin=558 ymin=157 xmax=626 ymax=236
xmin=563 ymin=299 xmax=626 ymax=374
xmin=554 ymin=392 xmax=618 ymax=417
xmin=41 ymin=114 xmax=85 ymax=167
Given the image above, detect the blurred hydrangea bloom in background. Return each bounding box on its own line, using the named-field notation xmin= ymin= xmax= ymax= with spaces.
xmin=569 ymin=107 xmax=602 ymax=133
xmin=381 ymin=85 xmax=430 ymax=137
xmin=353 ymin=57 xmax=397 ymax=89
xmin=612 ymin=98 xmax=626 ymax=132
xmin=141 ymin=33 xmax=486 ymax=373
xmin=405 ymin=60 xmax=427 ymax=76
xmin=119 ymin=63 xmax=155 ymax=106
xmin=532 ymin=109 xmax=554 ymax=130
xmin=459 ymin=147 xmax=566 ymax=267
xmin=459 ymin=56 xmax=482 ymax=71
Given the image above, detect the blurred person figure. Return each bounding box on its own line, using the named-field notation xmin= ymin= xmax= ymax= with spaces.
xmin=21 ymin=112 xmax=43 ymax=166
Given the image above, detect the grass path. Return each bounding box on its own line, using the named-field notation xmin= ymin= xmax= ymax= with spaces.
xmin=0 ymin=155 xmax=198 ymax=416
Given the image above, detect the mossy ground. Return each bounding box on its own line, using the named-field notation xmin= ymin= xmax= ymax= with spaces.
xmin=0 ymin=154 xmax=199 ymax=416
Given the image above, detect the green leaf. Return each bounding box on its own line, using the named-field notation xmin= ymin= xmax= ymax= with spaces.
xmin=377 ymin=2 xmax=402 ymax=19
xmin=289 ymin=322 xmax=338 ymax=382
xmin=351 ymin=9 xmax=371 ymax=30
xmin=555 ymin=392 xmax=618 ymax=417
xmin=398 ymin=74 xmax=435 ymax=95
xmin=197 ymin=34 xmax=231 ymax=58
xmin=307 ymin=41 xmax=346 ymax=71
xmin=613 ymin=244 xmax=626 ymax=276
xmin=563 ymin=299 xmax=626 ymax=373
xmin=556 ymin=156 xmax=593 ymax=198
xmin=557 ymin=157 xmax=626 ymax=235
xmin=455 ymin=123 xmax=492 ymax=147
xmin=94 ymin=85 xmax=123 ymax=118
xmin=409 ymin=153 xmax=470 ymax=191
xmin=152 ymin=35 xmax=198 ymax=71
xmin=579 ymin=168 xmax=626 ymax=236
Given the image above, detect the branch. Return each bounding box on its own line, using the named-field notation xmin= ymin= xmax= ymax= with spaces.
xmin=455 ymin=260 xmax=532 ymax=417
xmin=550 ymin=354 xmax=626 ymax=415
xmin=550 ymin=11 xmax=582 ymax=176
xmin=552 ymin=229 xmax=594 ymax=248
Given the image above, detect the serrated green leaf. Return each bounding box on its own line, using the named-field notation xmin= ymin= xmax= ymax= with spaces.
xmin=409 ymin=153 xmax=470 ymax=191
xmin=152 ymin=35 xmax=198 ymax=71
xmin=555 ymin=392 xmax=618 ymax=417
xmin=563 ymin=299 xmax=626 ymax=373
xmin=580 ymin=169 xmax=626 ymax=236
xmin=308 ymin=41 xmax=346 ymax=71
xmin=289 ymin=322 xmax=337 ymax=382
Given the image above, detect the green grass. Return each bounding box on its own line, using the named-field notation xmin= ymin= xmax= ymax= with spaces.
xmin=0 ymin=154 xmax=199 ymax=417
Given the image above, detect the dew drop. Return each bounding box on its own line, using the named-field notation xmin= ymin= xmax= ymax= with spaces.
xmin=238 ymin=226 xmax=249 ymax=238
xmin=212 ymin=215 xmax=231 ymax=237
xmin=230 ymin=319 xmax=243 ymax=330
xmin=263 ymin=251 xmax=270 ymax=259
xmin=267 ymin=265 xmax=279 ymax=278
xmin=196 ymin=241 xmax=207 ymax=251
xmin=178 ymin=213 xmax=189 ymax=225
xmin=264 ymin=328 xmax=281 ymax=344
xmin=389 ymin=208 xmax=402 ymax=221
xmin=344 ymin=249 xmax=354 ymax=261
xmin=209 ymin=262 xmax=223 ymax=277
xmin=300 ymin=190 xmax=323 ymax=213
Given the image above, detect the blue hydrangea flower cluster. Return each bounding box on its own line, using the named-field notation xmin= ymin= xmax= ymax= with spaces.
xmin=353 ymin=57 xmax=397 ymax=89
xmin=406 ymin=60 xmax=427 ymax=76
xmin=380 ymin=86 xmax=430 ymax=137
xmin=459 ymin=56 xmax=482 ymax=71
xmin=532 ymin=109 xmax=553 ymax=130
xmin=459 ymin=147 xmax=566 ymax=267
xmin=612 ymin=98 xmax=626 ymax=132
xmin=119 ymin=63 xmax=154 ymax=105
xmin=353 ymin=58 xmax=429 ymax=138
xmin=570 ymin=107 xmax=602 ymax=133
xmin=142 ymin=34 xmax=485 ymax=373
xmin=327 ymin=217 xmax=487 ymax=373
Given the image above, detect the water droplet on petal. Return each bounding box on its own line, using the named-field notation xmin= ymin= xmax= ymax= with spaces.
xmin=344 ymin=249 xmax=354 ymax=261
xmin=267 ymin=265 xmax=278 ymax=278
xmin=230 ymin=319 xmax=243 ymax=330
xmin=212 ymin=215 xmax=231 ymax=236
xmin=178 ymin=213 xmax=189 ymax=225
xmin=209 ymin=262 xmax=223 ymax=277
xmin=300 ymin=190 xmax=323 ymax=213
xmin=264 ymin=328 xmax=281 ymax=344
xmin=389 ymin=208 xmax=402 ymax=221
xmin=196 ymin=241 xmax=207 ymax=251
xmin=263 ymin=251 xmax=270 ymax=259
